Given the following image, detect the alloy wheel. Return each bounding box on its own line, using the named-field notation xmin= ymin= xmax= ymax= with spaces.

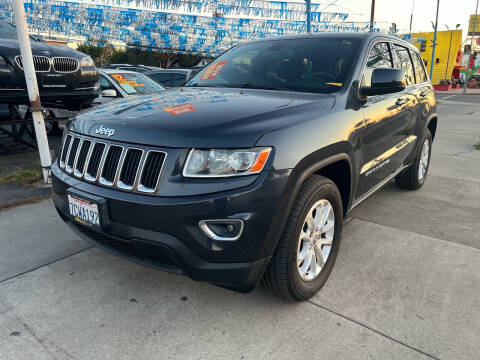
xmin=418 ymin=138 xmax=430 ymax=181
xmin=296 ymin=199 xmax=335 ymax=281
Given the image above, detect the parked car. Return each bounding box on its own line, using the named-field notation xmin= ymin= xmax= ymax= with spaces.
xmin=145 ymin=68 xmax=199 ymax=88
xmin=101 ymin=64 xmax=162 ymax=73
xmin=95 ymin=69 xmax=166 ymax=104
xmin=0 ymin=20 xmax=99 ymax=110
xmin=52 ymin=33 xmax=436 ymax=300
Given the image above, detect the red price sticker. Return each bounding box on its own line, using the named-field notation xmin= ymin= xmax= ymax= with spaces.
xmin=200 ymin=61 xmax=228 ymax=81
xmin=163 ymin=103 xmax=197 ymax=115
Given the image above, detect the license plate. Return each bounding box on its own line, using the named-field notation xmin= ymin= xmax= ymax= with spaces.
xmin=42 ymin=74 xmax=66 ymax=88
xmin=68 ymin=194 xmax=100 ymax=227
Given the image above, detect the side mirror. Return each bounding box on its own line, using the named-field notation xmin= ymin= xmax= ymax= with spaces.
xmin=361 ymin=68 xmax=406 ymax=96
xmin=101 ymin=89 xmax=117 ymax=98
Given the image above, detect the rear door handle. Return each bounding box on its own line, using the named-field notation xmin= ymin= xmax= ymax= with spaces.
xmin=396 ymin=97 xmax=408 ymax=106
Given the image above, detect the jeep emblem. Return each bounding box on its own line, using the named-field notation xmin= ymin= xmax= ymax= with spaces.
xmin=95 ymin=125 xmax=115 ymax=137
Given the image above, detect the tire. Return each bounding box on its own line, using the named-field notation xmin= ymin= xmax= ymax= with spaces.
xmin=262 ymin=175 xmax=343 ymax=301
xmin=395 ymin=129 xmax=432 ymax=190
xmin=42 ymin=110 xmax=62 ymax=136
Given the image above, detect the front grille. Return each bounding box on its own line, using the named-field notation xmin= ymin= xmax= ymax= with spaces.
xmin=60 ymin=133 xmax=166 ymax=193
xmin=52 ymin=57 xmax=79 ymax=73
xmin=15 ymin=56 xmax=51 ymax=72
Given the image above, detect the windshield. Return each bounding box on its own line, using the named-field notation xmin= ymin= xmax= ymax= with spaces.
xmin=186 ymin=38 xmax=360 ymax=94
xmin=0 ymin=21 xmax=18 ymax=39
xmin=108 ymin=72 xmax=165 ymax=95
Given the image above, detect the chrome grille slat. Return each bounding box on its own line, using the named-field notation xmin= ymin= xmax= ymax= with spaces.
xmin=52 ymin=57 xmax=79 ymax=73
xmin=74 ymin=140 xmax=92 ymax=177
xmin=66 ymin=137 xmax=81 ymax=173
xmin=60 ymin=135 xmax=72 ymax=168
xmin=59 ymin=133 xmax=166 ymax=193
xmin=138 ymin=151 xmax=166 ymax=193
xmin=100 ymin=145 xmax=123 ymax=186
xmin=85 ymin=143 xmax=106 ymax=181
xmin=118 ymin=148 xmax=143 ymax=190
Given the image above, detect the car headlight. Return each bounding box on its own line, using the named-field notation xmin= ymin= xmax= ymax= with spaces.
xmin=0 ymin=56 xmax=7 ymax=66
xmin=183 ymin=148 xmax=272 ymax=178
xmin=81 ymin=56 xmax=95 ymax=67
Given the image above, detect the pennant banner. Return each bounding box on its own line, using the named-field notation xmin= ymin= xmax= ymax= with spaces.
xmin=0 ymin=0 xmax=378 ymax=56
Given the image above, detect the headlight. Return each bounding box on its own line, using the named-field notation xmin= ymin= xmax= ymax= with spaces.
xmin=81 ymin=56 xmax=95 ymax=67
xmin=0 ymin=56 xmax=7 ymax=66
xmin=183 ymin=148 xmax=272 ymax=178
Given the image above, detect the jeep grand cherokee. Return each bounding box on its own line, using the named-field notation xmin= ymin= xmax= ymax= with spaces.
xmin=52 ymin=33 xmax=437 ymax=301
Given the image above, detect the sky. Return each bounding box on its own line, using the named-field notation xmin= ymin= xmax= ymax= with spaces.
xmin=320 ymin=0 xmax=478 ymax=40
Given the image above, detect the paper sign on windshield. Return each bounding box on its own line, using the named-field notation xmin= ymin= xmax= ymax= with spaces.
xmin=200 ymin=61 xmax=228 ymax=81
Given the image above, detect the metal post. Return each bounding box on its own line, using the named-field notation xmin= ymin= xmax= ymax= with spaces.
xmin=430 ymin=0 xmax=440 ymax=80
xmin=409 ymin=0 xmax=415 ymax=33
xmin=464 ymin=0 xmax=479 ymax=94
xmin=12 ymin=0 xmax=51 ymax=183
xmin=370 ymin=0 xmax=375 ymax=31
xmin=445 ymin=31 xmax=453 ymax=80
xmin=305 ymin=0 xmax=311 ymax=33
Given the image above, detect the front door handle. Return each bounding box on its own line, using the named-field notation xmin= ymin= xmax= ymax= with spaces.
xmin=396 ymin=97 xmax=408 ymax=106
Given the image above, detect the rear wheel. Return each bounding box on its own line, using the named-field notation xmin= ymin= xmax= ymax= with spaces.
xmin=395 ymin=129 xmax=432 ymax=190
xmin=262 ymin=175 xmax=343 ymax=301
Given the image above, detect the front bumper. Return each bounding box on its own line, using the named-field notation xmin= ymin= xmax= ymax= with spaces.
xmin=52 ymin=162 xmax=291 ymax=292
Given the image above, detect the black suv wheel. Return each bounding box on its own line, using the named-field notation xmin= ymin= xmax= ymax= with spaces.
xmin=395 ymin=129 xmax=432 ymax=190
xmin=262 ymin=175 xmax=343 ymax=301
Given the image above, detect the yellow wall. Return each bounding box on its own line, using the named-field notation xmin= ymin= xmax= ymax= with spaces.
xmin=408 ymin=30 xmax=462 ymax=84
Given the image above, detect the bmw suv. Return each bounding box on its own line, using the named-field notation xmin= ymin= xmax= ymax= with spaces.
xmin=52 ymin=33 xmax=436 ymax=300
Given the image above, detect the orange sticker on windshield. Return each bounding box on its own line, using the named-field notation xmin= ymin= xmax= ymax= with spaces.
xmin=164 ymin=103 xmax=196 ymax=115
xmin=200 ymin=61 xmax=228 ymax=80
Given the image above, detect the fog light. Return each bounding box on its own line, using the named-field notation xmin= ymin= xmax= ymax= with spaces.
xmin=199 ymin=219 xmax=244 ymax=241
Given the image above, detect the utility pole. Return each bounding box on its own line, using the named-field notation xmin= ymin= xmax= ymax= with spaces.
xmin=305 ymin=0 xmax=312 ymax=33
xmin=409 ymin=0 xmax=415 ymax=34
xmin=464 ymin=0 xmax=479 ymax=94
xmin=430 ymin=0 xmax=440 ymax=80
xmin=370 ymin=0 xmax=376 ymax=31
xmin=12 ymin=0 xmax=51 ymax=183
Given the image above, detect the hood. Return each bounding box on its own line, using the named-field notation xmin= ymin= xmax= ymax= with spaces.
xmin=69 ymin=87 xmax=336 ymax=148
xmin=0 ymin=38 xmax=84 ymax=58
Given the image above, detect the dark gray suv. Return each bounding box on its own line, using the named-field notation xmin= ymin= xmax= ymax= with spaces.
xmin=52 ymin=33 xmax=436 ymax=300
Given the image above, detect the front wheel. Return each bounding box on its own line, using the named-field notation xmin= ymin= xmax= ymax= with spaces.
xmin=395 ymin=129 xmax=432 ymax=190
xmin=262 ymin=175 xmax=343 ymax=301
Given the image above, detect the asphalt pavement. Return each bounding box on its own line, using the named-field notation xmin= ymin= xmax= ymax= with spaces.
xmin=1 ymin=97 xmax=479 ymax=360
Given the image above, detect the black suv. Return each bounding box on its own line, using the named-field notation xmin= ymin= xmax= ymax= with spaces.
xmin=0 ymin=21 xmax=99 ymax=109
xmin=52 ymin=33 xmax=436 ymax=300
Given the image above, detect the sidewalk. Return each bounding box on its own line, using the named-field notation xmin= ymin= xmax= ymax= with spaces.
xmin=436 ymin=87 xmax=480 ymax=95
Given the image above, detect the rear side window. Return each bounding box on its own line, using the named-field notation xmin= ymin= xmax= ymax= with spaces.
xmin=362 ymin=42 xmax=393 ymax=87
xmin=393 ymin=45 xmax=415 ymax=86
xmin=149 ymin=73 xmax=172 ymax=87
xmin=172 ymin=73 xmax=187 ymax=86
xmin=412 ymin=52 xmax=428 ymax=83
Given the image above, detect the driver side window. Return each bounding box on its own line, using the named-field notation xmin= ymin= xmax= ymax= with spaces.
xmin=362 ymin=42 xmax=393 ymax=87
